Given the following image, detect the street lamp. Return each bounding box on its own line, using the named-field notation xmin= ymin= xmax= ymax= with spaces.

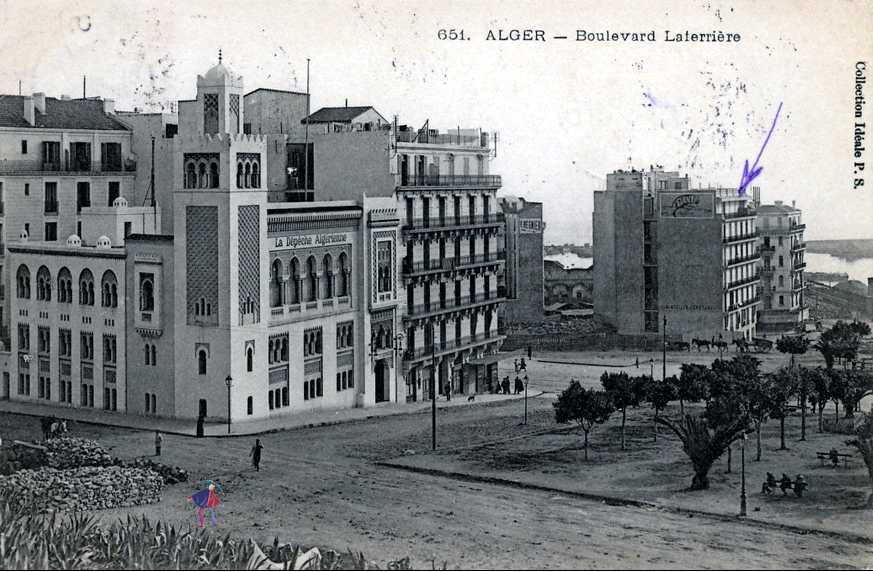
xmin=740 ymin=432 xmax=748 ymax=517
xmin=649 ymin=358 xmax=654 ymax=379
xmin=224 ymin=375 xmax=233 ymax=435
xmin=662 ymin=315 xmax=667 ymax=381
xmin=523 ymin=374 xmax=529 ymax=425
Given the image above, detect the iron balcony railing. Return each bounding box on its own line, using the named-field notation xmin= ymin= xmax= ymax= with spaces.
xmin=723 ymin=207 xmax=757 ymax=219
xmin=791 ymin=241 xmax=807 ymax=252
xmin=0 ymin=159 xmax=136 ymax=174
xmin=789 ymin=224 xmax=806 ymax=233
xmin=722 ymin=231 xmax=760 ymax=244
xmin=402 ymin=212 xmax=506 ymax=233
xmin=402 ymin=332 xmax=505 ymax=362
xmin=398 ymin=174 xmax=502 ymax=188
xmin=404 ymin=295 xmax=506 ymax=321
xmin=727 ymin=295 xmax=762 ymax=312
xmin=725 ymin=252 xmax=761 ymax=267
xmin=793 ymin=260 xmax=807 ymax=270
xmin=724 ymin=272 xmax=761 ymax=292
xmin=758 ymin=244 xmax=775 ymax=253
xmin=402 ymin=251 xmax=506 ymax=275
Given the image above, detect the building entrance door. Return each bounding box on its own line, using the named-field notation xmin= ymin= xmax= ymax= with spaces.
xmin=375 ymin=360 xmax=389 ymax=403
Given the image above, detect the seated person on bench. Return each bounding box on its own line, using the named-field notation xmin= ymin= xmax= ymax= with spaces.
xmin=762 ymin=472 xmax=777 ymax=494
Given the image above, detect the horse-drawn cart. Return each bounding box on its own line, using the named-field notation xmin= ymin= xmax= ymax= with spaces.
xmin=751 ymin=337 xmax=773 ymax=352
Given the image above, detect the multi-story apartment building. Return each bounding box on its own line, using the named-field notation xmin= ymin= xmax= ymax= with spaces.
xmin=498 ymin=196 xmax=544 ymax=325
xmin=0 ymin=93 xmax=137 ymax=354
xmin=593 ymin=168 xmax=761 ymax=341
xmin=756 ymin=201 xmax=808 ymax=334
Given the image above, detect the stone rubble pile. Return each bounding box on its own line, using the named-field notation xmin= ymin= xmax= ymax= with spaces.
xmin=43 ymin=437 xmax=114 ymax=470
xmin=0 ymin=466 xmax=163 ymax=512
xmin=122 ymin=457 xmax=189 ymax=484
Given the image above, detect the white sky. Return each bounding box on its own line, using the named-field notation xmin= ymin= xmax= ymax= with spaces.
xmin=1 ymin=0 xmax=870 ymax=244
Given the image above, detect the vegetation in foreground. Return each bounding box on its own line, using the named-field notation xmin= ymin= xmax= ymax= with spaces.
xmin=0 ymin=495 xmax=412 ymax=570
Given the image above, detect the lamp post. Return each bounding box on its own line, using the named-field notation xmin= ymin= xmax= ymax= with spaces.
xmin=662 ymin=315 xmax=667 ymax=381
xmin=224 ymin=375 xmax=233 ymax=435
xmin=740 ymin=432 xmax=748 ymax=517
xmin=649 ymin=358 xmax=654 ymax=379
xmin=431 ymin=323 xmax=437 ymax=451
xmin=523 ymin=374 xmax=529 ymax=425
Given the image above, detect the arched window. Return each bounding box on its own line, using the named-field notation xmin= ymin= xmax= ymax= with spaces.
xmin=281 ymin=338 xmax=288 ymax=361
xmin=289 ymin=258 xmax=300 ymax=304
xmin=16 ymin=265 xmax=31 ymax=299
xmin=151 ymin=345 xmax=157 ymax=365
xmin=322 ymin=254 xmax=333 ymax=298
xmin=198 ymin=350 xmax=207 ymax=375
xmin=36 ymin=266 xmax=51 ymax=301
xmin=198 ymin=163 xmax=208 ymax=188
xmin=244 ymin=162 xmax=252 ymax=188
xmin=237 ymin=162 xmax=244 ymax=188
xmin=251 ymin=161 xmax=260 ymax=188
xmin=79 ymin=269 xmax=94 ymax=305
xmin=270 ymin=259 xmax=283 ymax=308
xmin=101 ymin=270 xmax=118 ymax=308
xmin=337 ymin=253 xmax=349 ymax=297
xmin=145 ymin=344 xmax=151 ymax=365
xmin=307 ymin=256 xmax=318 ymax=302
xmin=209 ymin=162 xmax=219 ymax=189
xmin=247 ymin=396 xmax=253 ymax=415
xmin=185 ymin=162 xmax=197 ymax=189
xmin=57 ymin=267 xmax=72 ymax=304
xmin=140 ymin=278 xmax=154 ymax=311
xmin=246 ymin=347 xmax=253 ymax=372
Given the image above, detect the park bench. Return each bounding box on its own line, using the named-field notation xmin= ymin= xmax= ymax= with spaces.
xmin=816 ymin=450 xmax=852 ymax=467
xmin=761 ymin=472 xmax=808 ymax=497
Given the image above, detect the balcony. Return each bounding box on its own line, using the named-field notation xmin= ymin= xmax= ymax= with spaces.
xmin=791 ymin=241 xmax=807 ymax=252
xmin=723 ymin=207 xmax=756 ymax=220
xmin=402 ymin=212 xmax=506 ymax=234
xmin=793 ymin=260 xmax=807 ymax=270
xmin=725 ymin=252 xmax=761 ymax=268
xmin=44 ymin=201 xmax=58 ymax=215
xmin=0 ymin=159 xmax=136 ymax=175
xmin=727 ymin=294 xmax=762 ymax=312
xmin=268 ymin=190 xmax=315 ymax=203
xmin=403 ymin=251 xmax=505 ymax=277
xmin=404 ymin=295 xmax=506 ymax=322
xmin=758 ymin=244 xmax=775 ymax=254
xmin=725 ymin=272 xmax=761 ymax=291
xmin=402 ymin=331 xmax=506 ymax=364
xmin=789 ymin=223 xmax=806 ymax=233
xmin=397 ymin=174 xmax=502 ymax=189
xmin=722 ymin=231 xmax=759 ymax=244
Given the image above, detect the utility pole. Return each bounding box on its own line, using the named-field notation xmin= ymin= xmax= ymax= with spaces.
xmin=740 ymin=433 xmax=748 ymax=516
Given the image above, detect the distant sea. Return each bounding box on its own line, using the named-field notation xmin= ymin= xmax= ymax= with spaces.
xmin=806 ymin=253 xmax=873 ymax=283
xmin=545 ymin=252 xmax=873 ymax=282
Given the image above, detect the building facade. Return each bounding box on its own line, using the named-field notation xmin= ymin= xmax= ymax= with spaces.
xmin=593 ymin=168 xmax=761 ymax=341
xmin=756 ymin=201 xmax=808 ymax=334
xmin=499 ymin=196 xmax=544 ymax=324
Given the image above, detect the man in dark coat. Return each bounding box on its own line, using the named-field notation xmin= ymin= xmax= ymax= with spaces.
xmin=250 ymin=439 xmax=264 ymax=471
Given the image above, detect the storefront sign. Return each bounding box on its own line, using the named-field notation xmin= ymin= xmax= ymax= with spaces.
xmin=519 ymin=218 xmax=543 ymax=234
xmin=662 ymin=304 xmax=718 ymax=311
xmin=659 ymin=192 xmax=714 ymax=218
xmin=273 ymin=232 xmax=349 ymax=250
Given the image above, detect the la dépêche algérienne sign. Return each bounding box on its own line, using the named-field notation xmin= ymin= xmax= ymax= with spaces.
xmin=273 ymin=233 xmax=349 ymax=250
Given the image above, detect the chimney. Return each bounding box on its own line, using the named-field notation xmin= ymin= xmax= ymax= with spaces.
xmin=22 ymin=96 xmax=35 ymax=126
xmin=32 ymin=92 xmax=45 ymax=114
xmin=345 ymin=98 xmax=348 ymax=108
xmin=792 ymin=200 xmax=796 ymax=208
xmin=102 ymin=98 xmax=115 ymax=114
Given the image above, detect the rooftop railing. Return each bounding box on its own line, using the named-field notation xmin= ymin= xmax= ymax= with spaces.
xmin=402 ymin=212 xmax=505 ymax=232
xmin=395 ymin=130 xmax=488 ymax=147
xmin=0 ymin=159 xmax=136 ymax=174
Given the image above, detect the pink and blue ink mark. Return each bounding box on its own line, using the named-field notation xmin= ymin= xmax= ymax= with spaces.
xmin=186 ymin=479 xmax=222 ymax=527
xmin=737 ymin=102 xmax=783 ymax=196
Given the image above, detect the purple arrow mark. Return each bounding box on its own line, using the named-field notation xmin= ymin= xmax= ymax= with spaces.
xmin=737 ymin=101 xmax=783 ymax=196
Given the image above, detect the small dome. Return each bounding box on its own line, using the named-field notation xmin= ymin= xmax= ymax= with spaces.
xmin=96 ymin=235 xmax=112 ymax=249
xmin=18 ymin=229 xmax=28 ymax=241
xmin=112 ymin=197 xmax=128 ymax=208
xmin=66 ymin=234 xmax=82 ymax=247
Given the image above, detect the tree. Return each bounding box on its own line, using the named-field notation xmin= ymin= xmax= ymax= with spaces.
xmin=645 ymin=375 xmax=678 ymax=442
xmin=829 ymin=369 xmax=849 ymax=422
xmin=776 ymin=335 xmax=809 ymax=369
xmin=657 ymin=414 xmax=750 ymax=490
xmin=840 ymin=370 xmax=873 ymax=418
xmin=807 ymin=366 xmax=831 ymax=432
xmin=766 ymin=368 xmax=798 ymax=450
xmin=795 ymin=366 xmax=817 ymax=440
xmin=675 ymin=363 xmax=710 ymax=415
xmin=553 ymin=380 xmax=614 ymax=461
xmin=601 ymin=372 xmax=646 ymax=450
xmin=709 ymin=356 xmax=764 ymax=462
xmin=846 ymin=412 xmax=873 ymax=508
xmin=815 ymin=321 xmax=867 ymax=370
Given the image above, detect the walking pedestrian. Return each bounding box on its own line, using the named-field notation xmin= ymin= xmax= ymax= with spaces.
xmin=519 ymin=358 xmax=527 ymax=372
xmin=250 ymin=438 xmax=264 ymax=471
xmin=527 ymin=345 xmax=532 ymax=360
xmin=513 ymin=358 xmax=519 ymax=373
xmin=501 ymin=376 xmax=511 ymax=395
xmin=154 ymin=430 xmax=163 ymax=457
xmin=514 ymin=376 xmax=523 ymax=394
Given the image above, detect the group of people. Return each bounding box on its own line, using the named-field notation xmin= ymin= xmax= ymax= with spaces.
xmin=495 ymin=374 xmax=528 ymax=395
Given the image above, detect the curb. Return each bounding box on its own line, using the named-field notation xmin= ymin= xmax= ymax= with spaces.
xmin=374 ymin=460 xmax=873 ymax=546
xmin=0 ymin=391 xmax=545 ymax=440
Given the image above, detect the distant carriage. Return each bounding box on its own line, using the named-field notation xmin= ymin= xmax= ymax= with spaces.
xmin=751 ymin=337 xmax=773 ymax=353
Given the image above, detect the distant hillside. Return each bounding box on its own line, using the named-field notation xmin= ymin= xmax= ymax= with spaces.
xmin=806 ymin=239 xmax=873 ymax=260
